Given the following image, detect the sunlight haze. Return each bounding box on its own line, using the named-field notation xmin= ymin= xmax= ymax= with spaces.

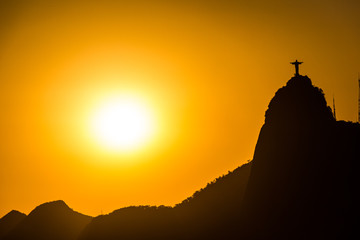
xmin=0 ymin=0 xmax=359 ymax=217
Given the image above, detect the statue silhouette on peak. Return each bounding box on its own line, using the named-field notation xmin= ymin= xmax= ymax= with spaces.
xmin=291 ymin=59 xmax=303 ymax=76
xmin=287 ymin=60 xmax=312 ymax=88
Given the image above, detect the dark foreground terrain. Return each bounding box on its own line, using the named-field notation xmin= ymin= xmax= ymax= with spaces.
xmin=1 ymin=74 xmax=359 ymax=240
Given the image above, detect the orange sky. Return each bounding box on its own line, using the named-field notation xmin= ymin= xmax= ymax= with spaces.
xmin=1 ymin=0 xmax=359 ymax=217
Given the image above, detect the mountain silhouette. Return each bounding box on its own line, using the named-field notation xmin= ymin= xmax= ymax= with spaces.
xmin=240 ymin=74 xmax=360 ymax=239
xmin=3 ymin=73 xmax=359 ymax=239
xmin=1 ymin=200 xmax=92 ymax=240
xmin=0 ymin=211 xmax=26 ymax=239
xmin=77 ymin=74 xmax=359 ymax=240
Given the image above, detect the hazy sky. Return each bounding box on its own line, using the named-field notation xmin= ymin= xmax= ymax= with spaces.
xmin=1 ymin=0 xmax=359 ymax=217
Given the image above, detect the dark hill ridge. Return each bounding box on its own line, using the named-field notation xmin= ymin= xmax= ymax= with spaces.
xmin=176 ymin=161 xmax=251 ymax=209
xmin=78 ymin=162 xmax=252 ymax=240
xmin=173 ymin=162 xmax=252 ymax=239
xmin=241 ymin=74 xmax=360 ymax=239
xmin=0 ymin=211 xmax=26 ymax=239
xmin=79 ymin=206 xmax=175 ymax=240
xmin=1 ymin=200 xmax=92 ymax=240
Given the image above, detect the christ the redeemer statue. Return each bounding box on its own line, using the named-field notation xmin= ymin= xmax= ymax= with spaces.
xmin=291 ymin=60 xmax=303 ymax=76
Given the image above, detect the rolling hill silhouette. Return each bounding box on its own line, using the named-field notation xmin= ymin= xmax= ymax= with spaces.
xmin=0 ymin=211 xmax=26 ymax=239
xmin=78 ymin=162 xmax=252 ymax=240
xmin=1 ymin=200 xmax=92 ymax=240
xmin=2 ymin=73 xmax=359 ymax=239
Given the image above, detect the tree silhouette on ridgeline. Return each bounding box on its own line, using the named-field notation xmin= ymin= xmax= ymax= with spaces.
xmin=78 ymin=162 xmax=252 ymax=240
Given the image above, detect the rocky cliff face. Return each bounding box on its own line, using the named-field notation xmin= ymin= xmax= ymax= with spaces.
xmin=241 ymin=75 xmax=359 ymax=239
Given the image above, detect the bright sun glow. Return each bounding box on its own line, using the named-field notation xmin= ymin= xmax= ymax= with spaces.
xmin=91 ymin=95 xmax=155 ymax=152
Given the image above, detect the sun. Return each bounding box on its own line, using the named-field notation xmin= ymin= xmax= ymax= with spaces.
xmin=90 ymin=95 xmax=155 ymax=152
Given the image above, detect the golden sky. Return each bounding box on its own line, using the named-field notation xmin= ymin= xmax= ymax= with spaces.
xmin=1 ymin=0 xmax=359 ymax=217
